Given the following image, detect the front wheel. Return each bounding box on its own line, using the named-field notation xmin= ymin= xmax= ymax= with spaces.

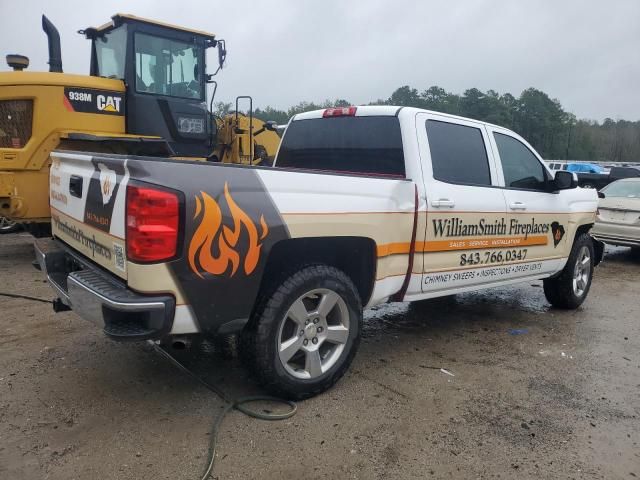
xmin=246 ymin=265 xmax=362 ymax=399
xmin=543 ymin=233 xmax=594 ymax=309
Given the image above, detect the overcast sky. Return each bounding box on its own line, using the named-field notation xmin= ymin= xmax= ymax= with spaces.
xmin=1 ymin=0 xmax=638 ymax=121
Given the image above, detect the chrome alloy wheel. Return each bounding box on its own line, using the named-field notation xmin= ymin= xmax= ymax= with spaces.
xmin=0 ymin=216 xmax=17 ymax=232
xmin=572 ymin=246 xmax=591 ymax=297
xmin=277 ymin=288 xmax=350 ymax=380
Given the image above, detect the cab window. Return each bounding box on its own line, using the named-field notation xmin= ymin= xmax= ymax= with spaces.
xmin=94 ymin=26 xmax=127 ymax=79
xmin=425 ymin=120 xmax=492 ymax=186
xmin=134 ymin=33 xmax=202 ymax=100
xmin=494 ymin=133 xmax=548 ymax=191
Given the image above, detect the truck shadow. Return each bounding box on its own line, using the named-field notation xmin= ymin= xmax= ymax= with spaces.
xmin=602 ymin=245 xmax=640 ymax=265
xmin=364 ymin=283 xmax=549 ymax=338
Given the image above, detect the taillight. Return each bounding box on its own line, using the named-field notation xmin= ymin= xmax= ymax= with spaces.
xmin=323 ymin=106 xmax=357 ymax=118
xmin=126 ymin=185 xmax=180 ymax=263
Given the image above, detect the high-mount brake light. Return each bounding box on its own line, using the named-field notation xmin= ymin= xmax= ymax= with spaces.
xmin=323 ymin=106 xmax=357 ymax=118
xmin=126 ymin=185 xmax=180 ymax=263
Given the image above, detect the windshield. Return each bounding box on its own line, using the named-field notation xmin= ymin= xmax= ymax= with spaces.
xmin=602 ymin=180 xmax=640 ymax=198
xmin=94 ymin=26 xmax=127 ymax=79
xmin=134 ymin=33 xmax=203 ymax=100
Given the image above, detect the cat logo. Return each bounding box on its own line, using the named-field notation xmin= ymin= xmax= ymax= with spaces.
xmin=98 ymin=163 xmax=117 ymax=205
xmin=97 ymin=95 xmax=122 ymax=113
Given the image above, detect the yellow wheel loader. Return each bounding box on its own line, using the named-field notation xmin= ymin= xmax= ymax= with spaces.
xmin=0 ymin=14 xmax=281 ymax=236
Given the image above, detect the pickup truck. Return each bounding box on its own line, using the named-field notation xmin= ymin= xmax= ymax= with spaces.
xmin=576 ymin=166 xmax=640 ymax=190
xmin=35 ymin=106 xmax=602 ymax=399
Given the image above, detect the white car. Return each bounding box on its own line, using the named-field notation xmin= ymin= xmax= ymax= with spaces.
xmin=592 ymin=178 xmax=640 ymax=249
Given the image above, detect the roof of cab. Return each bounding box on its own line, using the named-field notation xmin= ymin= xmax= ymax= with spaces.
xmin=85 ymin=13 xmax=215 ymax=40
xmin=293 ymin=105 xmax=400 ymax=121
xmin=291 ymin=105 xmax=509 ymax=131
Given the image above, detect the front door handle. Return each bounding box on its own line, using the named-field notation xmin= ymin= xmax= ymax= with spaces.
xmin=431 ymin=198 xmax=455 ymax=208
xmin=69 ymin=175 xmax=83 ymax=198
xmin=509 ymin=201 xmax=527 ymax=210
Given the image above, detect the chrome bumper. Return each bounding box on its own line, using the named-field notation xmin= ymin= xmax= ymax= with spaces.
xmin=592 ymin=221 xmax=640 ymax=248
xmin=591 ymin=233 xmax=640 ymax=248
xmin=34 ymin=238 xmax=175 ymax=341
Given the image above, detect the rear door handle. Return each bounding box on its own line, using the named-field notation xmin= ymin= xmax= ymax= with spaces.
xmin=431 ymin=198 xmax=455 ymax=208
xmin=509 ymin=201 xmax=527 ymax=210
xmin=69 ymin=175 xmax=83 ymax=198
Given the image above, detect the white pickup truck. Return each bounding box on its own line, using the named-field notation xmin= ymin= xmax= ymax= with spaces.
xmin=35 ymin=106 xmax=603 ymax=398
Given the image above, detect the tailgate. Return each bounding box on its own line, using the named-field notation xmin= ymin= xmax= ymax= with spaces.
xmin=49 ymin=151 xmax=129 ymax=279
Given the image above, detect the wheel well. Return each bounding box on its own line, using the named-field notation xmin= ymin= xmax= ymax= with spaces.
xmin=575 ymin=223 xmax=593 ymax=238
xmin=259 ymin=237 xmax=377 ymax=306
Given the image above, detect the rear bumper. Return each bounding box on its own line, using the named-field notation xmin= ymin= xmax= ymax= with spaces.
xmin=34 ymin=238 xmax=176 ymax=341
xmin=591 ymin=221 xmax=640 ymax=247
xmin=591 ymin=233 xmax=640 ymax=248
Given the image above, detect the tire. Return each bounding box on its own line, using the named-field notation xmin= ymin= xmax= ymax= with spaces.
xmin=26 ymin=223 xmax=51 ymax=238
xmin=543 ymin=233 xmax=594 ymax=309
xmin=245 ymin=265 xmax=362 ymax=400
xmin=0 ymin=216 xmax=19 ymax=234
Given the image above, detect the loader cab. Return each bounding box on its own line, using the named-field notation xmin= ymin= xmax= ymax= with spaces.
xmin=84 ymin=14 xmax=222 ymax=157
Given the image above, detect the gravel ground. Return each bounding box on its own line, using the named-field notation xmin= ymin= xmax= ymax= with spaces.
xmin=0 ymin=232 xmax=638 ymax=479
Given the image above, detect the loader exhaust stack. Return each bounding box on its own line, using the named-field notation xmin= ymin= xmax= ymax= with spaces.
xmin=42 ymin=15 xmax=63 ymax=73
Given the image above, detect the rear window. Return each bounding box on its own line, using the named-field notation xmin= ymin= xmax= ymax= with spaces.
xmin=275 ymin=116 xmax=405 ymax=177
xmin=425 ymin=120 xmax=491 ymax=186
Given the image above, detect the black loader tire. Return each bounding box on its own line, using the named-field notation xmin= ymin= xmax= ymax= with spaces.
xmin=245 ymin=265 xmax=362 ymax=400
xmin=543 ymin=233 xmax=595 ymax=309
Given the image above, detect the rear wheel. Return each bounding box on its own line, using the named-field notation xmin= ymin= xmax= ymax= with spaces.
xmin=246 ymin=265 xmax=362 ymax=399
xmin=543 ymin=233 xmax=594 ymax=309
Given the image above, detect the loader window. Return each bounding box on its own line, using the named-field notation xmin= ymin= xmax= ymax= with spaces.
xmin=134 ymin=33 xmax=203 ymax=100
xmin=276 ymin=116 xmax=405 ymax=177
xmin=94 ymin=26 xmax=127 ymax=79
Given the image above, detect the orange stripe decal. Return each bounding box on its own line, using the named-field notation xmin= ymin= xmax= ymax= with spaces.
xmin=418 ymin=235 xmax=548 ymax=252
xmin=377 ymin=235 xmax=548 ymax=257
xmin=62 ymin=95 xmax=75 ymax=112
xmin=376 ymin=242 xmax=412 ymax=257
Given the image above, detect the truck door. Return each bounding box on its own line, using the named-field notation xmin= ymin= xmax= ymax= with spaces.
xmin=486 ymin=127 xmax=573 ymax=278
xmin=415 ymin=113 xmax=507 ymax=295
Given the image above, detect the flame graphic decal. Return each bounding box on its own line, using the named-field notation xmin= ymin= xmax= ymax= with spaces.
xmin=188 ymin=183 xmax=269 ymax=278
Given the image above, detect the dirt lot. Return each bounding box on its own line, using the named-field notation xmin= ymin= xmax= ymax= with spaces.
xmin=0 ymin=232 xmax=638 ymax=480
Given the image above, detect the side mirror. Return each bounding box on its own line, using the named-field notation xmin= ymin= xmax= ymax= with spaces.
xmin=264 ymin=121 xmax=278 ymax=132
xmin=217 ymin=40 xmax=227 ymax=71
xmin=553 ymin=170 xmax=578 ymax=190
xmin=597 ymin=191 xmax=606 ymax=199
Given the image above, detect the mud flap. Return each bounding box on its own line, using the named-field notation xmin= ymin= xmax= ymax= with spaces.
xmin=592 ymin=236 xmax=605 ymax=266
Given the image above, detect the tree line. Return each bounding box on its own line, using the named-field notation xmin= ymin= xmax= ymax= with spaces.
xmin=215 ymin=86 xmax=640 ymax=162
